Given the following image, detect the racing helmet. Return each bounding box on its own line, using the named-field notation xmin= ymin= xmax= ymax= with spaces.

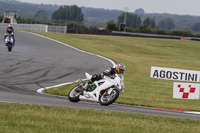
xmin=115 ymin=63 xmax=126 ymax=74
xmin=7 ymin=25 xmax=12 ymax=34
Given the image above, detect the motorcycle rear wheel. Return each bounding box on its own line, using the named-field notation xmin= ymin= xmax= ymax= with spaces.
xmin=99 ymin=89 xmax=119 ymax=106
xmin=68 ymin=85 xmax=82 ymax=102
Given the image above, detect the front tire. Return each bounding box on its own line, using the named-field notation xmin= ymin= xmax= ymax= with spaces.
xmin=68 ymin=85 xmax=82 ymax=102
xmin=8 ymin=46 xmax=12 ymax=52
xmin=99 ymin=89 xmax=119 ymax=106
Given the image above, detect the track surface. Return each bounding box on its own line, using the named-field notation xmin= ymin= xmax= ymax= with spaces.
xmin=0 ymin=30 xmax=200 ymax=120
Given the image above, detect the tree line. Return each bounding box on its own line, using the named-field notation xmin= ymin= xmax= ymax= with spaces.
xmin=34 ymin=5 xmax=173 ymax=30
xmin=35 ymin=5 xmax=198 ymax=34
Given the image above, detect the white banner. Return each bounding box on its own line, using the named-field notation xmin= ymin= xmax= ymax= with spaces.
xmin=150 ymin=66 xmax=200 ymax=82
xmin=173 ymin=82 xmax=200 ymax=99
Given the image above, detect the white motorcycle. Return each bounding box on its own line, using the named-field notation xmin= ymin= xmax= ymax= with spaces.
xmin=68 ymin=73 xmax=125 ymax=106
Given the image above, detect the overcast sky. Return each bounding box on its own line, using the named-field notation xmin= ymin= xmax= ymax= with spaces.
xmin=18 ymin=0 xmax=200 ymax=16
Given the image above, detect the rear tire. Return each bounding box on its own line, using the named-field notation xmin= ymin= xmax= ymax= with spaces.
xmin=68 ymin=85 xmax=82 ymax=102
xmin=99 ymin=89 xmax=119 ymax=106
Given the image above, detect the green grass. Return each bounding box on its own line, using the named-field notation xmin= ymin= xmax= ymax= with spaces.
xmin=45 ymin=82 xmax=78 ymax=97
xmin=1 ymin=102 xmax=200 ymax=133
xmin=32 ymin=32 xmax=200 ymax=111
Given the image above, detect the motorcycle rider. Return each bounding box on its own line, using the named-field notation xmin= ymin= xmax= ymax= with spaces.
xmin=85 ymin=63 xmax=126 ymax=91
xmin=4 ymin=25 xmax=15 ymax=46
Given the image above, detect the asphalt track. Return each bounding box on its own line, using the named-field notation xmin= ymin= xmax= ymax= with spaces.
xmin=0 ymin=30 xmax=200 ymax=120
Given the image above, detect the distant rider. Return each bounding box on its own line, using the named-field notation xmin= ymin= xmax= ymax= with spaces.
xmin=85 ymin=63 xmax=126 ymax=91
xmin=4 ymin=25 xmax=15 ymax=46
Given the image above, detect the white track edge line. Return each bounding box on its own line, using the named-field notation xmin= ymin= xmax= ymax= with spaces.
xmin=185 ymin=112 xmax=200 ymax=115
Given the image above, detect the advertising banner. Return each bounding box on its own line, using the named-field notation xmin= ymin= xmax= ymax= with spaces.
xmin=150 ymin=66 xmax=200 ymax=82
xmin=173 ymin=82 xmax=200 ymax=99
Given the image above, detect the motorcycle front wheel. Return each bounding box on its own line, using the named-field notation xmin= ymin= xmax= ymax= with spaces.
xmin=8 ymin=46 xmax=12 ymax=52
xmin=99 ymin=89 xmax=119 ymax=106
xmin=68 ymin=85 xmax=82 ymax=102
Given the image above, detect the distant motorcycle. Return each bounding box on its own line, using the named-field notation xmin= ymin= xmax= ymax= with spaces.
xmin=5 ymin=34 xmax=14 ymax=52
xmin=68 ymin=72 xmax=125 ymax=106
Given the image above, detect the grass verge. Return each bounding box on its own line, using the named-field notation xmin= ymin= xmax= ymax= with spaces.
xmin=1 ymin=102 xmax=200 ymax=133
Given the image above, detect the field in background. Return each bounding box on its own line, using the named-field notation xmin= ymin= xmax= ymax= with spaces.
xmin=31 ymin=31 xmax=200 ymax=111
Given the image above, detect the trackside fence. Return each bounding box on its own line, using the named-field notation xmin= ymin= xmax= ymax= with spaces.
xmin=0 ymin=23 xmax=67 ymax=33
xmin=48 ymin=26 xmax=67 ymax=33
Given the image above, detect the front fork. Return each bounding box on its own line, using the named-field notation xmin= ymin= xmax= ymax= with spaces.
xmin=102 ymin=88 xmax=114 ymax=96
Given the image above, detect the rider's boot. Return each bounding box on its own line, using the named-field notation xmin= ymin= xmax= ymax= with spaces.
xmin=13 ymin=40 xmax=15 ymax=47
xmin=77 ymin=79 xmax=84 ymax=95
